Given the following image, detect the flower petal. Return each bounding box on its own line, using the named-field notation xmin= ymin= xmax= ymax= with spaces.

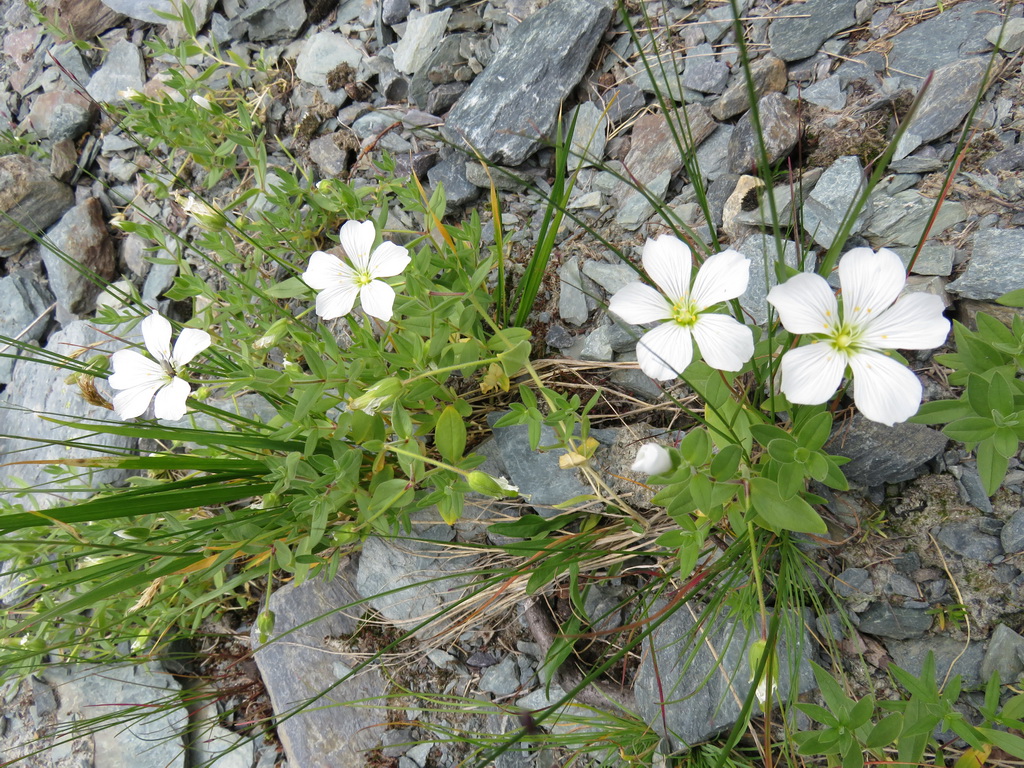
xmin=848 ymin=349 xmax=923 ymax=426
xmin=631 ymin=443 xmax=672 ymax=475
xmin=691 ymin=313 xmax=754 ymax=371
xmin=767 ymin=273 xmax=839 ymax=335
xmin=303 ymin=251 xmax=351 ymax=291
xmin=368 ymin=241 xmax=411 ymax=278
xmin=608 ymin=282 xmax=673 ymax=325
xmin=153 ymin=376 xmax=192 ymax=421
xmin=314 ymin=282 xmax=360 ymax=319
xmin=359 ymin=279 xmax=397 ymax=321
xmin=112 ymin=382 xmax=164 ymax=420
xmin=860 ymin=292 xmax=950 ymax=350
xmin=642 ymin=235 xmax=692 ymax=302
xmin=636 ymin=322 xmax=693 ymax=380
xmin=690 ymin=249 xmax=750 ymax=309
xmin=838 ymin=247 xmax=906 ymax=329
xmin=141 ymin=313 xmax=173 ymax=363
xmin=779 ymin=342 xmax=846 ymax=405
xmin=338 ymin=220 xmax=377 ymax=271
xmin=108 ymin=349 xmax=166 ymax=389
xmin=172 ymin=328 xmax=212 ymax=367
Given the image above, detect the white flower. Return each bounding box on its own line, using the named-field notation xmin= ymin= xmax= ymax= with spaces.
xmin=608 ymin=235 xmax=754 ymax=380
xmin=767 ymin=247 xmax=950 ymax=426
xmin=192 ymin=94 xmax=212 ymax=111
xmin=631 ymin=443 xmax=672 ymax=475
xmin=108 ymin=313 xmax=211 ymax=421
xmin=302 ymin=220 xmax=411 ymax=322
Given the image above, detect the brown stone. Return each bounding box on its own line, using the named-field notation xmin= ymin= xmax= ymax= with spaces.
xmin=41 ymin=0 xmax=125 ymax=40
xmin=712 ymin=55 xmax=788 ymax=121
xmin=0 ymin=155 xmax=75 ymax=250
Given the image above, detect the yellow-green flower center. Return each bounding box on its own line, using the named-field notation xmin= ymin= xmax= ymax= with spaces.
xmin=354 ymin=269 xmax=374 ymax=287
xmin=671 ymin=298 xmax=699 ymax=327
xmin=828 ymin=323 xmax=860 ymax=352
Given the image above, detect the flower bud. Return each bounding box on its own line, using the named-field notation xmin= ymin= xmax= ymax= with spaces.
xmin=256 ymin=610 xmax=276 ymax=643
xmin=467 ymin=471 xmax=519 ymax=498
xmin=177 ymin=194 xmax=228 ymax=231
xmin=631 ymin=443 xmax=672 ymax=475
xmin=254 ymin=318 xmax=290 ymax=349
xmin=348 ymin=377 xmax=403 ymax=414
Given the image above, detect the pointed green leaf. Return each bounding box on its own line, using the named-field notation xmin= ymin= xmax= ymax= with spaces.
xmin=435 ymin=404 xmax=467 ymax=463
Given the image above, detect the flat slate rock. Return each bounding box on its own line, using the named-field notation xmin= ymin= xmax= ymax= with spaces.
xmin=886 ymin=1 xmax=998 ymax=83
xmin=948 ymin=229 xmax=1024 ymax=300
xmin=442 ymin=0 xmax=613 ymax=165
xmin=887 ymin=637 xmax=987 ymax=689
xmin=0 ymin=154 xmax=74 ymax=250
xmin=857 ymin=602 xmax=933 ymax=639
xmin=825 ymin=415 xmax=947 ymax=487
xmin=252 ymin=561 xmax=387 ymax=765
xmin=768 ymin=0 xmax=858 ymax=62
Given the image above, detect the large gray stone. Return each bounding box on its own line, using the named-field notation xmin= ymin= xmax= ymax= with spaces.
xmin=99 ymin=0 xmax=213 ymax=24
xmin=981 ymin=624 xmax=1024 ymax=684
xmin=768 ymin=0 xmax=858 ymax=62
xmin=947 ymin=229 xmax=1024 ymax=300
xmin=240 ymin=0 xmax=307 ymax=40
xmin=634 ymin=601 xmax=816 ymax=746
xmin=887 ymin=637 xmax=988 ymax=689
xmin=712 ymin=55 xmax=787 ymax=121
xmin=857 ymin=602 xmax=933 ymax=639
xmin=394 ymin=9 xmax=452 ymax=75
xmin=442 ymin=0 xmax=613 ymax=165
xmin=40 ymin=198 xmax=116 ymax=316
xmin=825 ymin=415 xmax=947 ymax=486
xmin=0 ymin=321 xmax=139 ymax=509
xmin=863 ymin=190 xmax=966 ymax=248
xmin=886 ymin=1 xmax=998 ymax=84
xmin=728 ymin=92 xmax=799 ymax=174
xmin=894 ymin=58 xmax=990 ymax=160
xmin=85 ymin=40 xmax=145 ymax=104
xmin=738 ymin=234 xmax=805 ymax=325
xmin=933 ymin=519 xmax=1003 ymax=562
xmin=252 ymin=561 xmax=389 ymax=765
xmin=0 ymin=275 xmax=54 ymax=383
xmin=0 ymin=155 xmax=74 ymax=250
xmin=801 ymin=155 xmax=865 ymax=249
xmin=295 ymin=32 xmax=364 ymax=87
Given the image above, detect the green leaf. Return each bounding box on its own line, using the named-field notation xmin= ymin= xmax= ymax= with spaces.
xmin=435 ymin=405 xmax=467 ymax=463
xmin=679 ymin=428 xmax=711 ymax=466
xmin=993 ymin=426 xmax=1019 ymax=458
xmin=768 ymin=438 xmax=798 ymax=464
xmin=490 ymin=512 xmax=575 ymax=538
xmin=988 ymin=370 xmax=1015 ymax=415
xmin=996 ymin=289 xmax=1024 ymax=307
xmin=976 ymin=440 xmax=1009 ymax=497
xmin=978 ymin=728 xmax=1024 ymax=760
xmin=795 ymin=702 xmax=840 ymax=727
xmin=967 ymin=373 xmax=991 ymax=418
xmin=264 ymin=276 xmax=308 ymax=298
xmin=944 ymin=416 xmax=997 ymax=444
xmin=912 ymin=398 xmax=973 ymax=425
xmin=748 ymin=477 xmax=827 ymax=534
xmin=865 ymin=713 xmax=903 ymax=749
xmin=710 ymin=443 xmax=742 ymax=480
xmin=848 ymin=695 xmax=875 ymax=729
xmin=796 ymin=409 xmax=834 ymax=451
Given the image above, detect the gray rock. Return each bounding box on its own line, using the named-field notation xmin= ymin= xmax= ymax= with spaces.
xmin=568 ymin=101 xmax=607 ymax=168
xmin=0 ymin=155 xmax=74 ymax=250
xmin=857 ymin=602 xmax=932 ymax=639
xmin=609 ymin=359 xmax=664 ymax=401
xmin=933 ymin=520 xmax=1003 ymax=562
xmin=558 ymin=259 xmax=589 ymax=326
xmin=802 ymin=76 xmax=846 ymax=111
xmin=580 ymin=325 xmax=614 ymax=362
xmin=394 ymin=10 xmax=452 ymax=75
xmin=295 ymin=32 xmax=363 ymax=87
xmin=0 ymin=321 xmax=138 ymax=509
xmin=41 ymin=663 xmax=187 ymax=768
xmin=142 ymin=259 xmax=178 ymax=303
xmin=683 ymin=43 xmax=729 ymax=94
xmin=894 ymin=58 xmax=989 ymax=161
xmin=886 ymin=1 xmax=998 ymax=84
xmin=834 ymin=51 xmax=886 ymax=88
xmin=834 ymin=567 xmax=873 ymax=602
xmin=465 ymin=162 xmax=530 ymax=191
xmin=712 ymin=55 xmax=787 ymax=121
xmin=616 ymin=168 xmax=671 ymax=230
xmin=427 ymin=155 xmax=479 ymax=211
xmin=634 ymin=602 xmax=816 ymax=744
xmin=694 ymin=124 xmax=735 ymax=182
xmin=0 ymin=275 xmax=54 ymax=383
xmin=887 ymin=637 xmax=988 ymax=689
xmin=948 ymin=229 xmax=1024 ymax=300
xmin=801 ymin=155 xmax=865 ymax=249
xmin=863 ymin=190 xmax=966 ymax=248
xmin=252 ymin=561 xmax=387 ymax=765
xmin=892 ymin=244 xmax=955 ymax=277
xmin=981 ymin=624 xmax=1024 ymax=684
xmin=85 ymin=40 xmax=145 ymax=104
xmin=987 ymin=17 xmax=1024 ymax=51
xmin=190 ymin=724 xmax=253 ymax=768
xmin=382 ymin=0 xmax=410 ymax=25
xmin=952 ymin=463 xmax=994 ymax=513
xmin=442 ymin=0 xmax=613 ymax=165
xmin=426 ymin=81 xmax=467 ymax=115
xmin=737 ymin=234 xmax=803 ymax=325
xmin=728 ymin=93 xmax=799 ymax=174
xmin=603 ymin=82 xmax=646 ymax=126
xmin=354 ymin=509 xmax=476 ymax=636
xmin=39 ymin=198 xmax=116 ymax=316
xmin=825 ymin=415 xmax=947 ymax=486
xmin=240 ymin=0 xmax=307 ymax=40
xmin=1002 ymin=508 xmax=1024 ymax=554
xmin=98 ymin=0 xmax=213 ymax=25
xmin=581 ymin=260 xmax=638 ymax=296
xmin=27 ymin=90 xmax=96 ymax=142
xmin=479 ymin=656 xmax=520 ymax=695
xmin=308 ymin=132 xmax=355 ymax=178
xmin=769 ymin=0 xmax=858 ymax=61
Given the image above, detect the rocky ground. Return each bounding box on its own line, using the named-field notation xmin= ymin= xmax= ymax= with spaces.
xmin=2 ymin=0 xmax=1024 ymax=766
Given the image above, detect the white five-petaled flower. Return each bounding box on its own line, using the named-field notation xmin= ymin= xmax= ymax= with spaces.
xmin=631 ymin=443 xmax=672 ymax=475
xmin=302 ymin=220 xmax=411 ymax=322
xmin=108 ymin=313 xmax=212 ymax=421
xmin=767 ymin=247 xmax=951 ymax=426
xmin=608 ymin=235 xmax=754 ymax=380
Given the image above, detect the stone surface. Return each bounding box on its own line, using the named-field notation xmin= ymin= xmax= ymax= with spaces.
xmin=98 ymin=0 xmax=213 ymax=24
xmin=947 ymin=229 xmax=1024 ymax=300
xmin=801 ymin=155 xmax=865 ymax=249
xmin=442 ymin=0 xmax=613 ymax=165
xmin=987 ymin=17 xmax=1024 ymax=51
xmin=802 ymin=76 xmax=846 ymax=111
xmin=1002 ymin=508 xmax=1024 ymax=554
xmin=581 ymin=260 xmax=638 ymax=297
xmin=825 ymin=415 xmax=947 ymax=486
xmin=887 ymin=637 xmax=988 ymax=690
xmin=893 ymin=244 xmax=955 ymax=277
xmin=933 ymin=520 xmax=1003 ymax=562
xmin=0 ymin=155 xmax=74 ymax=250
xmin=863 ymin=190 xmax=966 ymax=248
xmin=558 ymin=259 xmax=589 ymax=326
xmin=712 ymin=55 xmax=787 ymax=121
xmin=394 ymin=9 xmax=452 ymax=74
xmin=981 ymin=624 xmax=1024 ymax=684
xmin=894 ymin=58 xmax=989 ymax=161
xmin=683 ymin=43 xmax=729 ymax=94
xmin=635 ymin=602 xmax=816 ymax=744
xmin=295 ymin=31 xmax=363 ymax=87
xmin=769 ymin=0 xmax=858 ymax=62
xmin=857 ymin=603 xmax=932 ymax=639
xmin=568 ymin=101 xmax=607 ymax=168
xmin=728 ymin=93 xmax=799 ymax=174
xmin=737 ymin=234 xmax=804 ymax=325
xmin=27 ymin=90 xmax=97 ymax=142
xmin=45 ymin=0 xmax=125 ymax=38
xmin=240 ymin=0 xmax=307 ymax=40
xmin=886 ymin=1 xmax=998 ymax=83
xmin=0 ymin=275 xmax=54 ymax=383
xmin=252 ymin=561 xmax=388 ymax=765
xmin=427 ymin=155 xmax=479 ymax=211
xmin=40 ymin=198 xmax=116 ymax=316
xmin=85 ymin=39 xmax=145 ymax=104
